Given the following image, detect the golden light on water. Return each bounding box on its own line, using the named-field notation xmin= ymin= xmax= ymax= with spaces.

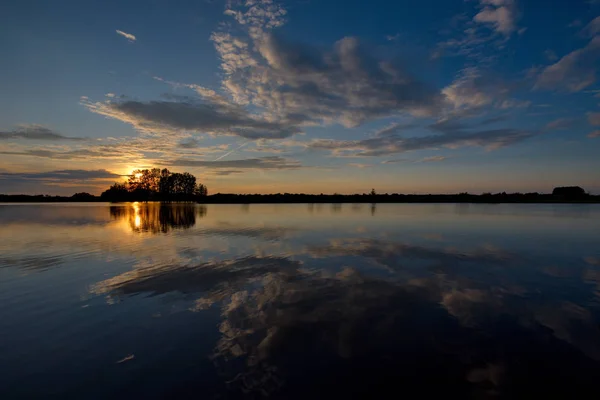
xmin=133 ymin=202 xmax=141 ymax=228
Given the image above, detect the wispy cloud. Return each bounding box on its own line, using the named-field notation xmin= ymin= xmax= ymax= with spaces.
xmin=82 ymin=97 xmax=301 ymax=139
xmin=473 ymin=0 xmax=519 ymax=36
xmin=0 ymin=169 xmax=121 ymax=181
xmin=116 ymin=30 xmax=136 ymax=42
xmin=382 ymin=159 xmax=409 ymax=164
xmin=164 ymin=156 xmax=302 ymax=170
xmin=582 ymin=16 xmax=600 ymax=37
xmin=535 ymin=36 xmax=600 ymax=92
xmin=0 ymin=169 xmax=123 ymax=194
xmin=588 ymin=112 xmax=600 ymax=137
xmin=309 ymin=127 xmax=536 ymax=157
xmin=0 ymin=125 xmax=83 ymax=141
xmin=420 ymin=156 xmax=447 ymax=162
xmin=545 ymin=118 xmax=576 ymax=130
xmin=347 ymin=163 xmax=372 ymax=168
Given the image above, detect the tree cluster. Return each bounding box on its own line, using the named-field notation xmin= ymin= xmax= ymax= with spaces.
xmin=100 ymin=168 xmax=207 ymax=202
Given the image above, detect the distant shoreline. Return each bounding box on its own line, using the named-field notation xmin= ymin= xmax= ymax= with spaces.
xmin=2 ymin=193 xmax=599 ymax=204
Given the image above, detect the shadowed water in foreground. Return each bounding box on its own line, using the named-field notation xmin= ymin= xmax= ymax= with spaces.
xmin=1 ymin=203 xmax=600 ymax=398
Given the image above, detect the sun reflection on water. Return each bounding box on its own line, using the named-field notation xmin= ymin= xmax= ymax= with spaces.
xmin=133 ymin=202 xmax=141 ymax=228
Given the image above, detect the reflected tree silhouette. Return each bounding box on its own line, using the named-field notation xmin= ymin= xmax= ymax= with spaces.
xmin=109 ymin=203 xmax=207 ymax=233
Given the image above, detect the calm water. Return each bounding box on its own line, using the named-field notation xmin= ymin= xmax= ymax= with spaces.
xmin=1 ymin=203 xmax=600 ymax=399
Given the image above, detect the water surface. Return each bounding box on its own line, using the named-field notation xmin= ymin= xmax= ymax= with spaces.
xmin=1 ymin=203 xmax=600 ymax=398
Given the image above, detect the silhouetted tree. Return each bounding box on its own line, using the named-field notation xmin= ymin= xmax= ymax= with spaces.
xmin=71 ymin=192 xmax=95 ymax=201
xmin=195 ymin=183 xmax=208 ymax=197
xmin=552 ymin=186 xmax=587 ymax=199
xmin=100 ymin=183 xmax=130 ymax=202
xmin=102 ymin=169 xmax=207 ymax=202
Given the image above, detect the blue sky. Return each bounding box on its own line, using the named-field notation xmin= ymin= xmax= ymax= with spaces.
xmin=1 ymin=0 xmax=599 ymax=195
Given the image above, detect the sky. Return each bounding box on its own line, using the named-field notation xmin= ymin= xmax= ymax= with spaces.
xmin=1 ymin=0 xmax=600 ymax=195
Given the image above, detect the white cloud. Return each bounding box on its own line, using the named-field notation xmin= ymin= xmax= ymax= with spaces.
xmin=474 ymin=0 xmax=518 ymax=35
xmin=442 ymin=68 xmax=523 ymax=112
xmin=535 ymin=36 xmax=600 ymax=92
xmin=116 ymin=30 xmax=136 ymax=42
xmin=223 ymin=0 xmax=287 ymax=30
xmin=442 ymin=68 xmax=494 ymax=110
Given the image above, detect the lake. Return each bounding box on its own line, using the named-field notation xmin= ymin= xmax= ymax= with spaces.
xmin=1 ymin=202 xmax=600 ymax=399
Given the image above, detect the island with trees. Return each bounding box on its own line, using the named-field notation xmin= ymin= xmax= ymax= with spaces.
xmin=100 ymin=168 xmax=208 ymax=202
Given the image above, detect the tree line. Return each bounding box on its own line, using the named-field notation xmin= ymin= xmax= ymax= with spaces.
xmin=100 ymin=168 xmax=207 ymax=202
xmin=1 ymin=186 xmax=597 ymax=203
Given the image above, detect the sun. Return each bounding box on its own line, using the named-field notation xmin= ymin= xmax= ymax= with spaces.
xmin=134 ymin=172 xmax=143 ymax=179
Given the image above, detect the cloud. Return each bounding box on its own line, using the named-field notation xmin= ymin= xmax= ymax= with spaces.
xmin=82 ymin=97 xmax=301 ymax=139
xmin=347 ymin=163 xmax=372 ymax=168
xmin=588 ymin=112 xmax=600 ymax=138
xmin=164 ymin=156 xmax=301 ymax=170
xmin=223 ymin=0 xmax=287 ymax=29
xmin=0 ymin=169 xmax=121 ymax=181
xmin=0 ymin=169 xmax=123 ymax=194
xmin=210 ymin=170 xmax=245 ymax=176
xmin=473 ymin=0 xmax=518 ymax=35
xmin=177 ymin=137 xmax=203 ymax=149
xmin=535 ymin=36 xmax=600 ymax=92
xmin=0 ymin=145 xmax=138 ymax=161
xmin=442 ymin=68 xmax=526 ymax=112
xmin=544 ymin=50 xmax=558 ymax=61
xmin=582 ymin=16 xmax=600 ymax=37
xmin=497 ymin=99 xmax=530 ymax=109
xmin=442 ymin=68 xmax=495 ymax=110
xmin=210 ymin=3 xmax=444 ymax=129
xmin=116 ymin=30 xmax=136 ymax=42
xmin=0 ymin=125 xmax=83 ymax=141
xmin=420 ymin=155 xmax=446 ymax=162
xmin=78 ymin=0 xmax=539 ymax=162
xmin=382 ymin=158 xmax=408 ymax=164
xmin=545 ymin=118 xmax=576 ymax=130
xmin=308 ymin=126 xmax=536 ymax=157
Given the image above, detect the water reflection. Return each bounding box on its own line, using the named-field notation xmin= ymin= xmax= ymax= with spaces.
xmin=91 ymin=233 xmax=600 ymax=397
xmin=2 ymin=204 xmax=600 ymax=398
xmin=109 ymin=203 xmax=207 ymax=233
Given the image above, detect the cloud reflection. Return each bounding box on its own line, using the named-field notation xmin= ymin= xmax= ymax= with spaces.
xmin=90 ymin=231 xmax=600 ymax=397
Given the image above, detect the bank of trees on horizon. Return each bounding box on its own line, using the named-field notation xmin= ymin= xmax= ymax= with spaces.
xmin=1 ymin=186 xmax=597 ymax=203
xmin=100 ymin=168 xmax=207 ymax=202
